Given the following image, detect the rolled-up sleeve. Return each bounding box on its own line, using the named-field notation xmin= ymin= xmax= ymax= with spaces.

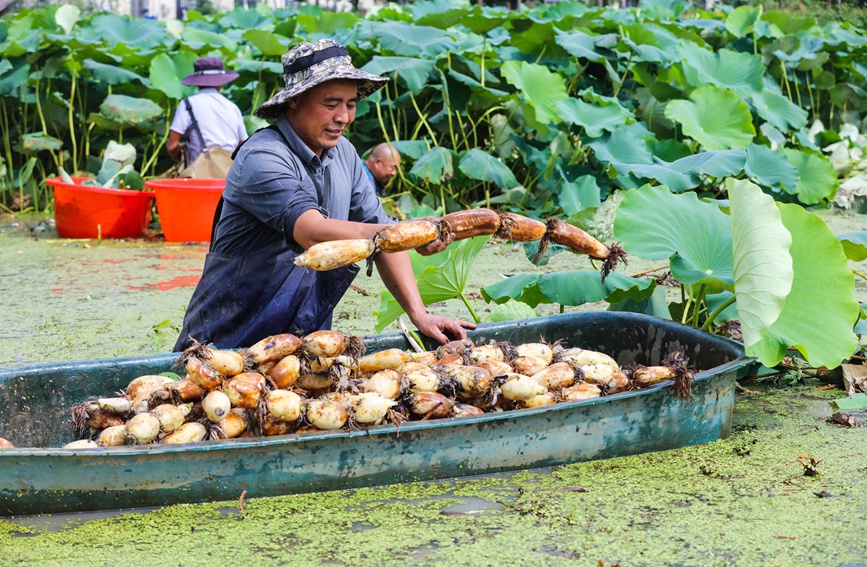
xmin=232 ymin=143 xmax=320 ymax=242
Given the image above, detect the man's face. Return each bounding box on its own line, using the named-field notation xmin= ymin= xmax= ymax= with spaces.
xmin=287 ymin=79 xmax=358 ymax=157
xmin=369 ymin=149 xmax=400 ymax=185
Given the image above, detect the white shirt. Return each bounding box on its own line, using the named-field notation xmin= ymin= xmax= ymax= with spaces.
xmin=170 ymin=88 xmax=247 ymax=162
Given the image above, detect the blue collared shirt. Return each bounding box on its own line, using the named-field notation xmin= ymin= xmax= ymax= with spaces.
xmin=213 ymin=115 xmax=390 ymax=256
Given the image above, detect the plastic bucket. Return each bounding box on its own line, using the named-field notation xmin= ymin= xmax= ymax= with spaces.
xmin=47 ymin=177 xmax=155 ymax=239
xmin=145 ymin=178 xmax=225 ymax=243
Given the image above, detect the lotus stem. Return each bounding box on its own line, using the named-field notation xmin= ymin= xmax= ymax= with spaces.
xmin=853 ymin=269 xmax=867 ymax=283
xmin=702 ymin=295 xmax=737 ymax=331
xmin=459 ymin=292 xmax=481 ymax=324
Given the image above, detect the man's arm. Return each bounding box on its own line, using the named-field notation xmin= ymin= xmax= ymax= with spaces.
xmin=167 ymin=130 xmax=183 ymax=161
xmin=374 ymin=250 xmax=476 ymax=343
xmin=292 ymin=209 xmax=386 ymax=249
xmin=294 ymin=209 xmax=475 ymax=343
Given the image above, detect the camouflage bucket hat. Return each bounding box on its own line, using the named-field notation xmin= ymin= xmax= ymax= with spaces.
xmin=255 ymin=39 xmax=389 ymax=120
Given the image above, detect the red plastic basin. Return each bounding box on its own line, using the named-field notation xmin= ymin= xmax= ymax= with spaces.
xmin=145 ymin=178 xmax=225 ymax=243
xmin=47 ymin=177 xmax=155 ymax=239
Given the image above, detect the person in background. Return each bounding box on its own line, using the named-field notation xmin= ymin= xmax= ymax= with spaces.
xmin=174 ymin=39 xmax=474 ymax=352
xmin=166 ymin=57 xmax=247 ymax=166
xmin=362 ymin=142 xmax=401 ymax=195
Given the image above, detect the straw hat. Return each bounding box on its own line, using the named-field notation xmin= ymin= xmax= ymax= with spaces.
xmin=255 ymin=39 xmax=388 ymax=120
xmin=181 ymin=57 xmax=239 ymax=88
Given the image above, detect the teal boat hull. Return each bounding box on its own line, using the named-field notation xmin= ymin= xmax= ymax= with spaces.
xmin=0 ymin=312 xmax=752 ymax=515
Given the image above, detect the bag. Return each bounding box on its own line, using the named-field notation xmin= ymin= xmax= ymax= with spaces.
xmin=178 ymin=146 xmax=234 ymax=178
xmin=176 ymin=98 xmax=234 ymax=179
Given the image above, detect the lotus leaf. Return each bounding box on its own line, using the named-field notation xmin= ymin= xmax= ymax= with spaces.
xmin=747 ymin=201 xmax=860 ymax=367
xmin=664 ymin=86 xmax=756 ymax=151
xmin=408 ymin=147 xmax=455 ymax=184
xmin=838 ymin=232 xmax=867 ymax=262
xmin=18 ymin=133 xmax=63 ymax=153
xmin=375 ymin=236 xmax=489 ymax=331
xmin=727 ymin=179 xmax=794 ymax=350
xmin=500 ymin=60 xmax=568 ymax=125
xmin=362 ymin=57 xmax=436 ymax=92
xmin=745 ymin=144 xmax=799 ymax=192
xmin=99 ymin=95 xmax=162 ymax=125
xmin=84 ymin=14 xmax=166 ymax=50
xmin=614 ymin=184 xmax=733 ymax=292
xmin=458 ymin=149 xmax=517 ymax=188
xmin=781 ymin=148 xmax=838 ymax=204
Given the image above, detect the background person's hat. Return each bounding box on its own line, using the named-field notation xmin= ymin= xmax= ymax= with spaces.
xmin=255 ymin=39 xmax=388 ymax=120
xmin=181 ymin=57 xmax=239 ymax=87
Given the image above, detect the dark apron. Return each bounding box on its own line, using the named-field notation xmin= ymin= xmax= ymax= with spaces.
xmin=173 ymin=126 xmax=359 ymax=351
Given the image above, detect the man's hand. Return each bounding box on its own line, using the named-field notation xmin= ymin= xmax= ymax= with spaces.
xmin=410 ymin=311 xmax=476 ymax=344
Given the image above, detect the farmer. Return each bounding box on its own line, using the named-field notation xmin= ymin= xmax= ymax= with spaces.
xmin=173 ymin=40 xmax=474 ymax=351
xmin=362 ymin=142 xmax=401 ymax=195
xmin=166 ymin=57 xmax=247 ymax=173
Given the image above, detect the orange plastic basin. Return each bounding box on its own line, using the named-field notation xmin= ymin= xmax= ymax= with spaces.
xmin=47 ymin=177 xmax=155 ymax=239
xmin=145 ymin=178 xmax=225 ymax=243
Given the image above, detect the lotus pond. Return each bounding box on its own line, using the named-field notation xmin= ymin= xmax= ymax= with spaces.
xmin=0 ymin=210 xmax=865 ymax=565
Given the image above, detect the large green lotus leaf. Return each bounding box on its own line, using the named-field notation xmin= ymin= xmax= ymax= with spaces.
xmin=744 ymin=144 xmax=799 ymax=192
xmin=362 ymin=57 xmax=435 ymax=92
xmin=389 ymin=140 xmax=433 ymax=161
xmin=233 ymin=58 xmax=283 ymax=75
xmin=296 ymin=11 xmax=358 ymax=34
xmin=83 ymin=59 xmax=146 ymax=86
xmin=586 ymin=124 xmax=654 ymax=165
xmin=727 ymin=179 xmax=794 ymax=350
xmin=366 ymin=21 xmax=456 ymax=58
xmin=458 ymin=148 xmax=517 ymax=188
xmin=748 ymin=203 xmax=861 ymax=368
xmin=838 ymin=232 xmax=867 ymax=262
xmin=99 ymin=94 xmax=163 ymax=125
xmin=538 ymin=272 xmax=656 ymax=306
xmin=481 ymin=273 xmax=550 ymax=308
xmin=18 ymin=133 xmax=63 ymax=153
xmin=487 ymin=301 xmax=539 ymax=323
xmin=55 ymin=4 xmax=80 ymax=34
xmin=666 ymin=149 xmax=747 ymax=178
xmin=500 ymin=60 xmax=569 ymax=125
xmin=750 ymin=91 xmax=808 ymax=132
xmin=447 ymin=69 xmax=510 ymax=99
xmin=182 ymin=27 xmax=237 ymax=50
xmin=412 ymin=0 xmax=471 ymax=28
xmin=408 ymin=147 xmax=455 ymax=184
xmin=219 ymin=7 xmax=273 ymax=30
xmin=607 ymin=286 xmax=672 ymax=320
xmin=614 ymin=184 xmax=733 ymax=291
xmin=610 ymin=162 xmax=697 ymax=193
xmin=375 ymin=236 xmax=489 ymax=331
xmin=781 ymin=148 xmax=838 ymax=205
xmin=676 ymin=43 xmax=763 ymax=96
xmin=725 ymin=5 xmax=761 ymax=38
xmin=481 ymin=271 xmax=655 ymax=308
xmin=83 ymin=14 xmax=166 ymax=50
xmin=509 ymin=19 xmax=559 ymax=57
xmin=459 ymin=5 xmax=510 ymax=34
xmin=555 ymin=29 xmax=605 ymax=62
xmin=242 ymin=29 xmax=286 ymax=56
xmin=0 ymin=56 xmax=29 ymax=97
xmin=555 ymin=97 xmax=634 ymax=138
xmin=614 ymin=149 xmax=747 ymax=194
xmin=558 ymin=175 xmax=601 ymax=216
xmin=149 ymin=52 xmax=198 ymax=101
xmin=664 ymin=86 xmax=756 ymax=151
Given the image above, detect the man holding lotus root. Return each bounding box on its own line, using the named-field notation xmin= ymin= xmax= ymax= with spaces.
xmin=174 ymin=40 xmax=473 ymax=351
